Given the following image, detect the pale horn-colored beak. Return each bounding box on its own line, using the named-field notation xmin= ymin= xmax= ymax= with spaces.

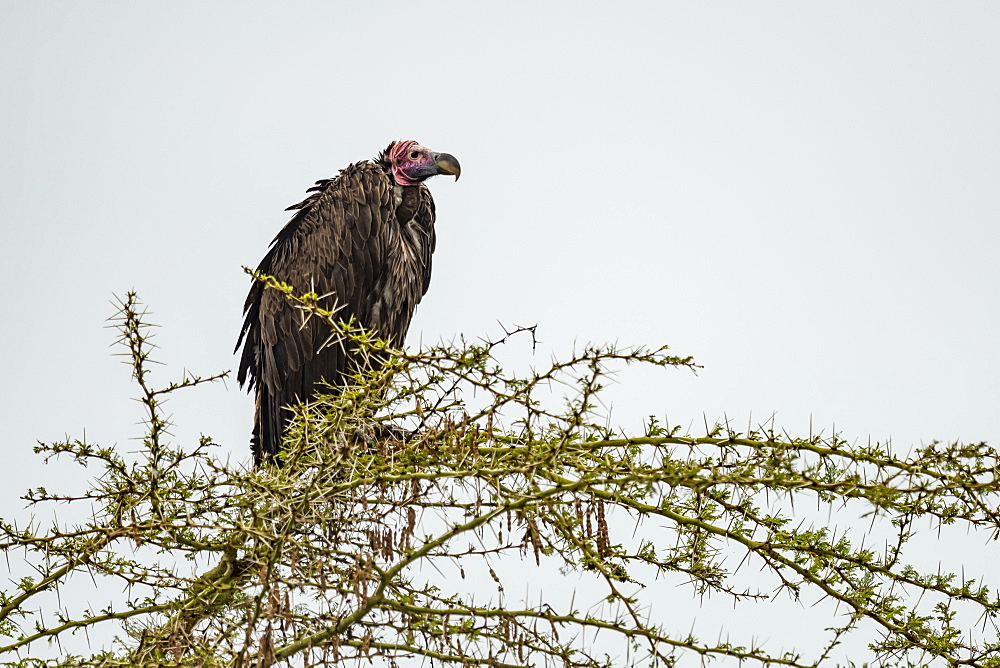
xmin=432 ymin=152 xmax=461 ymax=181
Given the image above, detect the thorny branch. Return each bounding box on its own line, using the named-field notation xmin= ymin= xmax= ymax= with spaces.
xmin=1 ymin=286 xmax=999 ymax=667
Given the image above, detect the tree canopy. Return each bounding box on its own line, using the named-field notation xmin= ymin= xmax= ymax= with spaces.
xmin=2 ymin=287 xmax=998 ymax=667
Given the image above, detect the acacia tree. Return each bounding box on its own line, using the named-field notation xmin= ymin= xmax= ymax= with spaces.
xmin=1 ymin=286 xmax=999 ymax=667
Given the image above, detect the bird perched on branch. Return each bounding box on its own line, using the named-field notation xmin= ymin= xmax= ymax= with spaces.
xmin=235 ymin=141 xmax=461 ymax=465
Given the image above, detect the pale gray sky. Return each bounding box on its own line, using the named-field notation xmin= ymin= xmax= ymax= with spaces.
xmin=2 ymin=2 xmax=999 ymax=663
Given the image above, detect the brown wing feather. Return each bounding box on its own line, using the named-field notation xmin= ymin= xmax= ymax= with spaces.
xmin=236 ymin=160 xmax=405 ymax=464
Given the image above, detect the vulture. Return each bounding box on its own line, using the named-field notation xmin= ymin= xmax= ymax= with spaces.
xmin=235 ymin=140 xmax=461 ymax=465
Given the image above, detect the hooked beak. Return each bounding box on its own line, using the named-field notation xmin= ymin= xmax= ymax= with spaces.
xmin=432 ymin=152 xmax=461 ymax=181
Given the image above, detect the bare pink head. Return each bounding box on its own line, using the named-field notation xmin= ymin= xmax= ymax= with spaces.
xmin=386 ymin=140 xmax=461 ymax=186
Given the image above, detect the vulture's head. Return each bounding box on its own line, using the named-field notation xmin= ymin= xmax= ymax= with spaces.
xmin=386 ymin=140 xmax=461 ymax=187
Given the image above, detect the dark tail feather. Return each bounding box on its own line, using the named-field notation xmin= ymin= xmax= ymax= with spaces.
xmin=252 ymin=389 xmax=284 ymax=466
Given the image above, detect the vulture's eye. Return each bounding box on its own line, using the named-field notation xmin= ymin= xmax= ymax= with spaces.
xmin=409 ymin=151 xmax=421 ymax=160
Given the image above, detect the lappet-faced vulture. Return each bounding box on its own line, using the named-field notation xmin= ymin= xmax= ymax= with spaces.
xmin=235 ymin=141 xmax=460 ymax=464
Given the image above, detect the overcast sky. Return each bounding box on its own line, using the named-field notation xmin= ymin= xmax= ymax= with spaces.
xmin=2 ymin=2 xmax=999 ymax=663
